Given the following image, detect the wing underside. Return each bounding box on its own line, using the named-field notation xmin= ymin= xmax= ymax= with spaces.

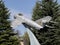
xmin=11 ymin=19 xmax=23 ymax=28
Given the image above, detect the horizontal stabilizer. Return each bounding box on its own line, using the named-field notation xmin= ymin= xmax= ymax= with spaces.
xmin=35 ymin=16 xmax=52 ymax=26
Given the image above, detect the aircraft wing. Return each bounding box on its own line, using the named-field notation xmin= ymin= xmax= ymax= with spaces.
xmin=11 ymin=19 xmax=24 ymax=28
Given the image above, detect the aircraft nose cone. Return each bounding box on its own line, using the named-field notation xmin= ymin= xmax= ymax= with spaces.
xmin=18 ymin=13 xmax=23 ymax=16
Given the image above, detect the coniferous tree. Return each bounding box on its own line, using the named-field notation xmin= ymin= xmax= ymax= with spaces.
xmin=32 ymin=0 xmax=60 ymax=45
xmin=0 ymin=0 xmax=20 ymax=45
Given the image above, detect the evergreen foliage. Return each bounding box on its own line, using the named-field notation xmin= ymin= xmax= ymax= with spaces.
xmin=32 ymin=0 xmax=60 ymax=45
xmin=0 ymin=0 xmax=20 ymax=45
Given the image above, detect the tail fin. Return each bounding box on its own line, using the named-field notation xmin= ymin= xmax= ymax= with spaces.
xmin=35 ymin=16 xmax=52 ymax=26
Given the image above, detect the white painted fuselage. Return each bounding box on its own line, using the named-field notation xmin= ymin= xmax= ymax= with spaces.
xmin=13 ymin=15 xmax=43 ymax=30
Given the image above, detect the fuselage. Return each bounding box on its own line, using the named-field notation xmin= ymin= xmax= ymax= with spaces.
xmin=16 ymin=15 xmax=43 ymax=30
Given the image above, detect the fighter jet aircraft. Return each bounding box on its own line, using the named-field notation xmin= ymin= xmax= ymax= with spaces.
xmin=11 ymin=14 xmax=52 ymax=30
xmin=11 ymin=14 xmax=54 ymax=45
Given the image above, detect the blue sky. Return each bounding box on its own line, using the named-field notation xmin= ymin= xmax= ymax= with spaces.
xmin=3 ymin=0 xmax=60 ymax=35
xmin=3 ymin=0 xmax=36 ymax=35
xmin=3 ymin=0 xmax=36 ymax=18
